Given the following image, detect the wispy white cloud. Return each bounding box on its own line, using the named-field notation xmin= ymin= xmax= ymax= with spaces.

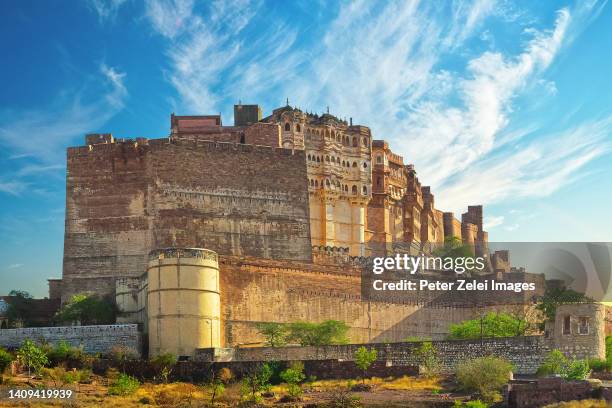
xmin=436 ymin=116 xmax=612 ymax=210
xmin=142 ymin=0 xmax=609 ymax=216
xmin=0 ymin=65 xmax=127 ymax=196
xmin=89 ymin=0 xmax=128 ymax=21
xmin=145 ymin=0 xmax=303 ymax=115
xmin=7 ymin=263 xmax=24 ymax=269
xmin=0 ymin=64 xmax=127 ymax=162
xmin=484 ymin=215 xmax=505 ymax=229
xmin=0 ymin=181 xmax=27 ymax=196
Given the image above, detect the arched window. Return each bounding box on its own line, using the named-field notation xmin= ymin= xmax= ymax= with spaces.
xmin=363 ymin=162 xmax=368 ymax=168
xmin=351 ymin=185 xmax=358 ymax=195
xmin=325 ymin=179 xmax=331 ymax=187
xmin=307 ymin=154 xmax=311 ymax=161
xmin=377 ymin=177 xmax=381 ymax=186
xmin=325 ymin=155 xmax=330 ymax=162
xmin=352 ymin=161 xmax=357 ymax=167
xmin=285 ymin=123 xmax=291 ymax=131
xmin=352 ymin=137 xmax=358 ymax=147
xmin=296 ymin=124 xmax=301 ymax=132
xmin=362 ymin=186 xmax=367 ymax=195
xmin=240 ymin=133 xmax=245 ymax=144
xmin=315 ymin=180 xmax=318 ymax=187
xmin=362 ymin=137 xmax=368 ymax=147
xmin=376 ymin=155 xmax=382 ymax=164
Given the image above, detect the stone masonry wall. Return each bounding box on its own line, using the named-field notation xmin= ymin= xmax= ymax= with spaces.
xmin=199 ymin=337 xmax=551 ymax=375
xmin=62 ymin=138 xmax=311 ymax=301
xmin=0 ymin=324 xmax=141 ymax=355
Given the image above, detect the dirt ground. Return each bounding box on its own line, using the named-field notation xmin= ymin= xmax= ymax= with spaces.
xmin=0 ymin=373 xmax=470 ymax=407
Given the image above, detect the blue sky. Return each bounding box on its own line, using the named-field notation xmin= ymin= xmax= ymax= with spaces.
xmin=1 ymin=0 xmax=611 ymax=297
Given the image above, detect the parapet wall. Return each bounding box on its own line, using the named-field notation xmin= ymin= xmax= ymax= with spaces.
xmin=0 ymin=324 xmax=141 ymax=355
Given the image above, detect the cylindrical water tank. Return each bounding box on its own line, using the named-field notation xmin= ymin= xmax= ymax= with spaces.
xmin=147 ymin=248 xmax=221 ymax=358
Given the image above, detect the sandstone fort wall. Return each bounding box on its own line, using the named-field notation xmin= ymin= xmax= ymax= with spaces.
xmin=62 ymin=139 xmax=311 ymax=301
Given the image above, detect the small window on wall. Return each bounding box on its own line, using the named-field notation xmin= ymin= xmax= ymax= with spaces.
xmin=563 ymin=315 xmax=571 ymax=335
xmin=376 ymin=155 xmax=382 ymax=164
xmin=284 ymin=123 xmax=291 ymax=131
xmin=578 ymin=317 xmax=589 ymax=335
xmin=296 ymin=124 xmax=301 ymax=132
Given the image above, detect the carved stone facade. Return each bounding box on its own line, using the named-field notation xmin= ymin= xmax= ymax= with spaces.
xmin=262 ymin=106 xmax=372 ymax=256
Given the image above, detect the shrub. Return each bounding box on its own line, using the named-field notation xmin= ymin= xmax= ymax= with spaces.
xmin=453 ymin=401 xmax=488 ymax=408
xmin=537 ymin=349 xmax=569 ymax=377
xmin=107 ymin=345 xmax=139 ymax=372
xmin=218 ymin=367 xmax=233 ymax=383
xmin=456 ymin=356 xmax=513 ymax=403
xmin=325 ymin=388 xmax=362 ymax=408
xmin=255 ymin=322 xmax=288 ymax=347
xmin=0 ymin=348 xmax=13 ymax=373
xmin=288 ymin=320 xmax=350 ymax=346
xmin=150 ymin=353 xmax=177 ymax=383
xmin=17 ymin=339 xmax=48 ymax=376
xmin=108 ymin=373 xmax=140 ymax=396
xmin=46 ymin=341 xmax=88 ymax=367
xmin=354 ymin=346 xmax=377 ymax=384
xmin=414 ymin=342 xmax=440 ymax=378
xmin=448 ymin=312 xmax=527 ymax=339
xmin=62 ymin=368 xmax=92 ymax=384
xmin=40 ymin=367 xmax=67 ymax=386
xmin=564 ymin=359 xmax=590 ymax=380
xmin=280 ymin=361 xmax=305 ymax=399
xmin=588 ymin=358 xmax=612 ymax=373
xmin=240 ymin=363 xmax=273 ymax=402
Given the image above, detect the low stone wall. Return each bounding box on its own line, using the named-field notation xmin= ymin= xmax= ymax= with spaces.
xmin=503 ymin=378 xmax=596 ymax=408
xmin=197 ymin=336 xmax=552 ymax=374
xmin=0 ymin=324 xmax=141 ymax=356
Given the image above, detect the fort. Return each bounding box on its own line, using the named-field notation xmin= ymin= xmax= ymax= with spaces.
xmin=27 ymin=102 xmax=600 ymax=362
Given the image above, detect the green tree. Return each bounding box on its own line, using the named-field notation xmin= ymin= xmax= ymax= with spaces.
xmin=288 ymin=320 xmax=350 ymax=346
xmin=414 ymin=342 xmax=440 ymax=378
xmin=280 ymin=361 xmax=306 ymax=399
xmin=354 ymin=346 xmax=377 ymax=384
xmin=448 ymin=312 xmax=527 ymax=340
xmin=456 ymin=356 xmax=513 ymax=403
xmin=536 ymin=349 xmax=568 ymax=377
xmin=17 ymin=339 xmax=49 ymax=376
xmin=241 ymin=363 xmax=273 ymax=403
xmin=255 ymin=322 xmax=288 ymax=347
xmin=5 ymin=290 xmax=35 ymax=327
xmin=433 ymin=236 xmax=475 ymax=259
xmin=55 ymin=293 xmax=116 ymax=325
xmin=0 ymin=347 xmax=13 ymax=374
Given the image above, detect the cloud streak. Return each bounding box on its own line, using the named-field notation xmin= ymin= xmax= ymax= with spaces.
xmin=142 ymin=0 xmax=609 ymax=214
xmin=0 ymin=64 xmax=127 ymax=162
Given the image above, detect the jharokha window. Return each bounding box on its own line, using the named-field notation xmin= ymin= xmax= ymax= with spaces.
xmin=563 ymin=315 xmax=571 ymax=335
xmin=578 ymin=317 xmax=589 ymax=335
